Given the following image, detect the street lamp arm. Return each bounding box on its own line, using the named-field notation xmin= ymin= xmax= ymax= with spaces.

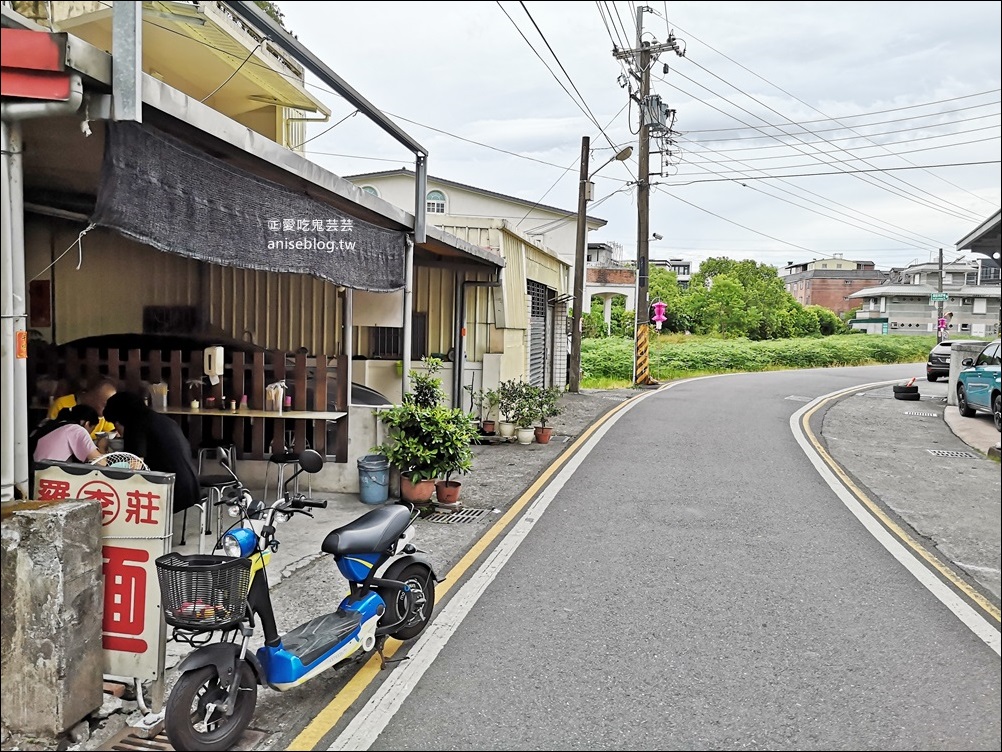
xmin=588 ymin=146 xmax=634 ymax=179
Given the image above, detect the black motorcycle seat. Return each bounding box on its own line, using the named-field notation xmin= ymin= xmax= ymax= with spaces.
xmin=322 ymin=504 xmax=411 ymax=557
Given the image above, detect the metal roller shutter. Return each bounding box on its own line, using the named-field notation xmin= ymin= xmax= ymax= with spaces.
xmin=528 ymin=281 xmax=547 ymax=387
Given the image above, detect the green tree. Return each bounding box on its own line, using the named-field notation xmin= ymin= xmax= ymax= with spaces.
xmin=806 ymin=305 xmax=849 ymax=336
xmin=685 ymin=273 xmax=756 ymax=336
xmin=254 ymin=1 xmax=287 ymax=27
xmin=648 ymin=265 xmax=692 ymax=333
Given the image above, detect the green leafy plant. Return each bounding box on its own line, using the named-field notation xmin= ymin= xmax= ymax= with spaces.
xmin=373 ymin=357 xmax=478 ymax=483
xmin=532 ymin=385 xmax=563 ymax=428
xmin=482 ymin=388 xmax=501 ymax=423
xmin=496 ymin=379 xmax=523 ymax=424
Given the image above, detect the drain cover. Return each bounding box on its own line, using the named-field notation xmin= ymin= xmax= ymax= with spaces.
xmin=926 ymin=449 xmax=978 ymax=459
xmin=426 ymin=507 xmax=494 ymax=524
xmin=100 ymin=727 xmax=267 ymax=751
xmin=102 ymin=728 xmax=173 ymax=751
xmin=904 ymin=411 xmax=938 ymax=417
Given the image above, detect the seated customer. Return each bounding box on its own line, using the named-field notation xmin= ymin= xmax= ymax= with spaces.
xmin=32 ymin=405 xmax=106 ymax=464
xmin=102 ymin=391 xmax=201 ymax=513
xmin=48 ymin=376 xmax=118 ymax=438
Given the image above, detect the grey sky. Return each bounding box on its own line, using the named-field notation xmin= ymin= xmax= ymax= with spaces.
xmin=276 ymin=1 xmax=1001 ymax=272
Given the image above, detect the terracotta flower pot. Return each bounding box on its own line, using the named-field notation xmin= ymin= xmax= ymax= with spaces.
xmin=534 ymin=426 xmax=553 ymax=444
xmin=400 ymin=476 xmax=436 ymax=503
xmin=435 ymin=480 xmax=462 ymax=505
xmin=482 ymin=420 xmax=496 ymax=435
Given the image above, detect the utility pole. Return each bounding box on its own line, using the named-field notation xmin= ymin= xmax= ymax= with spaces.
xmin=614 ymin=6 xmax=683 ymax=387
xmin=937 ymin=247 xmax=945 ymax=342
xmin=569 ymin=136 xmax=590 ymax=393
xmin=634 ymin=6 xmax=652 ymax=386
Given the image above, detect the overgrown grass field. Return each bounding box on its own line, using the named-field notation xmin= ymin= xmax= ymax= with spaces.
xmin=580 ymin=334 xmax=940 ymax=387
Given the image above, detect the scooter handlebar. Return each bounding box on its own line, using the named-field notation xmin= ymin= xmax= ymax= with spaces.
xmin=289 ymin=496 xmax=328 ymax=510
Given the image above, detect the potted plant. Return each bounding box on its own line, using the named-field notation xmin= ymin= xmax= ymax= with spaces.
xmin=496 ymin=379 xmax=522 ymax=438
xmin=430 ymin=406 xmax=479 ymax=507
xmin=373 ymin=358 xmax=479 ymax=506
xmin=512 ymin=382 xmax=537 ymax=445
xmin=532 ymin=385 xmax=563 ymax=445
xmin=481 ymin=388 xmax=500 ymax=434
xmin=464 ymin=384 xmax=488 ymax=433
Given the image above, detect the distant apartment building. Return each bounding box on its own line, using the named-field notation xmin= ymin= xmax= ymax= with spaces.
xmin=780 ymin=255 xmax=887 ymax=317
xmin=847 ymin=258 xmax=1001 ymax=337
xmin=651 ymin=258 xmax=692 ymax=289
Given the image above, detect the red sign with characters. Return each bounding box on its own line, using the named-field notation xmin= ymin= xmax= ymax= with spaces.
xmin=34 ymin=462 xmax=174 ymax=682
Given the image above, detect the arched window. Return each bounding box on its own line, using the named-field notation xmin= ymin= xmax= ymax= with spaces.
xmin=361 ymin=185 xmax=379 ymax=198
xmin=426 ymin=190 xmax=446 ymax=214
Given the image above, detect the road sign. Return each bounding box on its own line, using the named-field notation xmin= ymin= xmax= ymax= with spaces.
xmin=930 ymin=292 xmax=949 ymax=302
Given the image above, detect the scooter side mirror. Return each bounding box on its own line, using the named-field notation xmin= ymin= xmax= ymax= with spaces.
xmin=299 ymin=449 xmax=324 ymax=474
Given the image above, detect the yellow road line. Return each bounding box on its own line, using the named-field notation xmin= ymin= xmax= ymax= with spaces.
xmin=288 ymin=390 xmax=646 ymax=750
xmin=801 ymin=385 xmax=1001 ymax=624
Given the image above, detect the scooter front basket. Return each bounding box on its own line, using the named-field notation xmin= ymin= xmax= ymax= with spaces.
xmin=155 ymin=553 xmax=252 ymax=632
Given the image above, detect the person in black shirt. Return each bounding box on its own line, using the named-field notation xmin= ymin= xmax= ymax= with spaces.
xmin=102 ymin=391 xmax=201 ymax=513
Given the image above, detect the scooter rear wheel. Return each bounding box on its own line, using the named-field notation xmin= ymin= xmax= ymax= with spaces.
xmin=165 ymin=663 xmax=257 ymax=752
xmin=384 ymin=563 xmax=436 ymax=641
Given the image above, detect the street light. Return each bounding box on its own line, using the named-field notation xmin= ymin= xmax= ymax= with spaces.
xmin=569 ymin=138 xmax=633 ymax=393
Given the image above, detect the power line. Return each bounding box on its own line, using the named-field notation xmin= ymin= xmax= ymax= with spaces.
xmin=516 ymin=1 xmax=621 ymax=153
xmin=675 ymin=133 xmax=1001 ymax=171
xmin=683 ymin=89 xmax=1001 ymax=134
xmin=660 ymin=69 xmax=985 ymax=224
xmin=495 ymin=2 xmax=596 ymax=131
xmin=667 ymin=19 xmax=997 ymax=211
xmin=660 ymin=159 xmax=1000 ymax=184
xmin=652 ymin=184 xmax=820 ymax=254
xmin=291 ymin=109 xmax=358 ymax=150
xmin=684 ymin=113 xmax=1001 ymax=154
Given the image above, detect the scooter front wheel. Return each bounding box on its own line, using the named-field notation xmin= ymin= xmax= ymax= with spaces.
xmin=165 ymin=663 xmax=257 ymax=752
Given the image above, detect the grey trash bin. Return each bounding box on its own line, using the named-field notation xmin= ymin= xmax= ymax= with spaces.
xmin=357 ymin=454 xmax=390 ymax=505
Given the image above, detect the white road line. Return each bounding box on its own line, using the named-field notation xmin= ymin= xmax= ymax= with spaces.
xmin=327 ymin=384 xmax=670 ymax=751
xmin=791 ymin=388 xmax=1001 ymax=657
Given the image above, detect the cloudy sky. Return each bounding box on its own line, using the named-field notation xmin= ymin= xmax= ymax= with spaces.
xmin=276 ymin=1 xmax=1001 ymax=272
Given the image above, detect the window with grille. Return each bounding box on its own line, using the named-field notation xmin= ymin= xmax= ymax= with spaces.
xmin=370 ymin=313 xmax=427 ymax=360
xmin=527 ymin=280 xmax=548 ymax=317
xmin=426 ymin=190 xmax=446 ymax=214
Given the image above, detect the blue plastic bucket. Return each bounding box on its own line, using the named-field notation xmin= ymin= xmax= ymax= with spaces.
xmin=357 ymin=454 xmax=390 ymax=505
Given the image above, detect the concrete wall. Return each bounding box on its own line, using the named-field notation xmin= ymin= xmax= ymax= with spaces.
xmin=1 ymin=500 xmax=104 ymax=735
xmin=947 ymin=341 xmax=988 ymax=407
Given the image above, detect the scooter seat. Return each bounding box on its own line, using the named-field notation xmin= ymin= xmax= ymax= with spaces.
xmin=322 ymin=504 xmax=411 ymax=557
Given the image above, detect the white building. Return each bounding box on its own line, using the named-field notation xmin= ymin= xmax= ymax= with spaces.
xmin=847 ymin=258 xmax=1001 ymax=336
xmin=345 ymin=170 xmax=605 ymax=388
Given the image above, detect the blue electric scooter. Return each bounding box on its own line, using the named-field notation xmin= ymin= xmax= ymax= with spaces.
xmin=155 ymin=449 xmax=438 ymax=752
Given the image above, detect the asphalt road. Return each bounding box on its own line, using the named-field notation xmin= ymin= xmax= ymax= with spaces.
xmin=334 ymin=365 xmax=1000 ymax=751
xmin=59 ymin=364 xmax=999 ymax=752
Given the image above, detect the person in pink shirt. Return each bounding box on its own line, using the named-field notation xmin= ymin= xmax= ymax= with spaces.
xmin=32 ymin=404 xmax=106 ymax=465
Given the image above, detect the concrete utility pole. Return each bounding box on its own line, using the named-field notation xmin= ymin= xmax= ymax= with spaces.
xmin=634 ymin=8 xmax=652 ymax=386
xmin=569 ymin=136 xmax=590 ymax=393
xmin=614 ymin=6 xmax=683 ymax=387
xmin=937 ymin=247 xmax=945 ymax=342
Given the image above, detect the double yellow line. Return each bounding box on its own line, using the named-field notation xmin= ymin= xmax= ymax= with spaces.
xmin=800 ymin=385 xmax=1000 ymax=625
xmin=288 ymin=390 xmax=646 ymax=750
